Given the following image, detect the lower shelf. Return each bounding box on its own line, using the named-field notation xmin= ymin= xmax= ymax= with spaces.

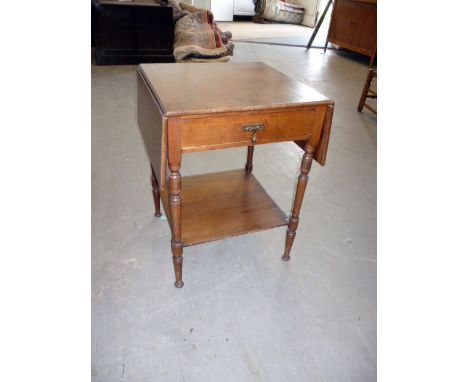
xmin=161 ymin=170 xmax=289 ymax=246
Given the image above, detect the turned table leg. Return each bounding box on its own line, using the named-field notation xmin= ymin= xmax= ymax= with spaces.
xmin=245 ymin=145 xmax=254 ymax=174
xmin=151 ymin=165 xmax=162 ymax=217
xmin=282 ymin=143 xmax=314 ymax=261
xmin=168 ymin=161 xmax=184 ymax=288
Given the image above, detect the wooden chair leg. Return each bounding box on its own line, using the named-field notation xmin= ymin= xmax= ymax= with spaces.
xmin=245 ymin=145 xmax=254 ymax=174
xmin=282 ymin=143 xmax=314 ymax=261
xmin=151 ymin=166 xmax=162 ymax=217
xmin=358 ymin=68 xmax=374 ymax=112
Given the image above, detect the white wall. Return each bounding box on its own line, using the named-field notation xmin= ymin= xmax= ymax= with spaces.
xmin=297 ymin=0 xmax=320 ymax=27
xmin=211 ymin=0 xmax=235 ymax=21
xmin=183 ymin=0 xmax=320 ymax=26
xmin=190 ymin=0 xmax=211 ymax=10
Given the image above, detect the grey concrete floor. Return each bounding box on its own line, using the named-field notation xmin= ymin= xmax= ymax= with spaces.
xmin=92 ymin=43 xmax=376 ymax=381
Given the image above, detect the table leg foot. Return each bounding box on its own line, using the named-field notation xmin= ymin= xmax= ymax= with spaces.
xmin=172 ymin=248 xmax=184 ymax=288
xmin=282 ymin=218 xmax=297 ymax=261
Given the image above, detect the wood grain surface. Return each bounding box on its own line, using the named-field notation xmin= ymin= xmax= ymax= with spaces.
xmin=138 ymin=62 xmax=332 ymax=116
xmin=327 ymin=0 xmax=377 ymax=57
xmin=137 ymin=62 xmax=335 ymax=287
xmin=161 ymin=170 xmax=288 ymax=246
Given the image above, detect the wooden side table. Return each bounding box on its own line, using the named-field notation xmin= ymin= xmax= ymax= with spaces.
xmin=137 ymin=62 xmax=334 ymax=288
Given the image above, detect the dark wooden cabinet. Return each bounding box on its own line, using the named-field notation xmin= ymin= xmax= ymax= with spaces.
xmin=93 ymin=0 xmax=174 ymax=65
xmin=326 ymin=0 xmax=377 ymax=57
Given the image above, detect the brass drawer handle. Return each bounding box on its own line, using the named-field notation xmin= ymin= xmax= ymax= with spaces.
xmin=243 ymin=124 xmax=265 ymax=143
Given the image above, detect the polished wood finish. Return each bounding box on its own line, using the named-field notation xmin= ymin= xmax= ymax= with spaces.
xmin=179 ymin=107 xmax=324 ymax=152
xmin=138 ymin=62 xmax=331 ymax=116
xmin=283 ymin=141 xmax=315 ymax=261
xmin=326 ymin=0 xmax=377 ymax=57
xmin=137 ymin=71 xmax=168 ymax=189
xmin=151 ymin=165 xmax=162 ymax=217
xmin=245 ymin=146 xmax=254 ymax=174
xmin=293 ymin=103 xmax=334 ymax=165
xmin=358 ymin=68 xmax=377 ymax=114
xmin=167 ymin=118 xmax=183 ymax=288
xmin=137 ymin=62 xmax=334 ymax=287
xmin=93 ymin=0 xmax=174 ymax=65
xmin=313 ymin=104 xmax=335 ymax=166
xmin=160 ymin=170 xmax=288 ymax=246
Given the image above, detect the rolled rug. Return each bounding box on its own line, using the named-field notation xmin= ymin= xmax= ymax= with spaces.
xmin=170 ymin=0 xmax=235 ymax=63
xmin=254 ymin=0 xmax=305 ymax=25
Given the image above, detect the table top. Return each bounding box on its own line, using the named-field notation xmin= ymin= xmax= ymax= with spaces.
xmin=138 ymin=62 xmax=332 ymax=116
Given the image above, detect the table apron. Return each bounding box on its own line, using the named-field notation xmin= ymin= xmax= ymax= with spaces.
xmin=178 ymin=107 xmax=326 ymax=153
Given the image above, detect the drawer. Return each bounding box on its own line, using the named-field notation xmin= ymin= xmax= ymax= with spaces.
xmin=180 ymin=107 xmax=326 ymax=152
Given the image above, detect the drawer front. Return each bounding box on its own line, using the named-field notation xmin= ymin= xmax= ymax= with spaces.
xmin=180 ymin=107 xmax=325 ymax=152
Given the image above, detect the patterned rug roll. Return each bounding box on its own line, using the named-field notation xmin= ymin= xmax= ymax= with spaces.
xmin=255 ymin=0 xmax=305 ymax=25
xmin=169 ymin=0 xmax=235 ymax=63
